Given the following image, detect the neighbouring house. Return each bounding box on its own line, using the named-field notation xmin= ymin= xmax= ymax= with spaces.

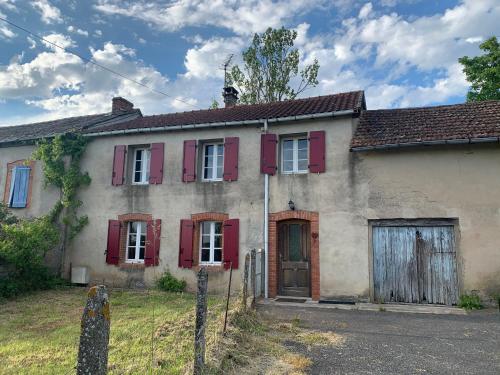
xmin=0 ymin=90 xmax=499 ymax=305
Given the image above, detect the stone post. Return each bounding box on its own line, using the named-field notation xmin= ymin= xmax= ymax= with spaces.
xmin=77 ymin=285 xmax=110 ymax=375
xmin=194 ymin=268 xmax=208 ymax=375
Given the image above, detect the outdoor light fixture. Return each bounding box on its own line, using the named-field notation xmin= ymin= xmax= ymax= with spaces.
xmin=288 ymin=200 xmax=295 ymax=211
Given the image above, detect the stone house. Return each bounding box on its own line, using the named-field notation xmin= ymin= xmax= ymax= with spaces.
xmin=1 ymin=91 xmax=499 ymax=305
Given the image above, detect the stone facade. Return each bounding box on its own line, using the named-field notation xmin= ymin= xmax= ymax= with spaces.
xmin=1 ymin=111 xmax=499 ymax=302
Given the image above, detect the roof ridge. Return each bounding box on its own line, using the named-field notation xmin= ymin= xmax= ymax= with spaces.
xmin=141 ymin=90 xmax=365 ymax=120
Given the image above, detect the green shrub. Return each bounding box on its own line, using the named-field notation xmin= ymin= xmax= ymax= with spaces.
xmin=458 ymin=294 xmax=483 ymax=310
xmin=0 ymin=215 xmax=61 ymax=299
xmin=156 ymin=271 xmax=186 ymax=293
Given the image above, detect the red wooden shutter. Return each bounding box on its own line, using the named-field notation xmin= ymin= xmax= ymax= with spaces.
xmin=260 ymin=134 xmax=277 ymax=175
xmin=223 ymin=137 xmax=239 ymax=181
xmin=149 ymin=143 xmax=164 ymax=184
xmin=223 ymin=219 xmax=239 ymax=270
xmin=112 ymin=145 xmax=126 ymax=186
xmin=179 ymin=219 xmax=194 ymax=268
xmin=106 ymin=220 xmax=121 ymax=265
xmin=145 ymin=219 xmax=161 ymax=266
xmin=182 ymin=140 xmax=197 ymax=182
xmin=309 ymin=131 xmax=326 ymax=173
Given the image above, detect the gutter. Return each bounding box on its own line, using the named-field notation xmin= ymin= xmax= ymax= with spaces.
xmin=350 ymin=136 xmax=500 ymax=152
xmin=83 ymin=109 xmax=355 ymax=138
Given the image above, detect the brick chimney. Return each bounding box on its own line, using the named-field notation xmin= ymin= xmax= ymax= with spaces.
xmin=112 ymin=97 xmax=134 ymax=114
xmin=222 ymin=86 xmax=238 ymax=108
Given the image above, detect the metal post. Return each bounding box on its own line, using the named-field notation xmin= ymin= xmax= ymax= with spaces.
xmin=223 ymin=261 xmax=233 ymax=334
xmin=243 ymin=253 xmax=250 ymax=310
xmin=251 ymin=249 xmax=256 ymax=309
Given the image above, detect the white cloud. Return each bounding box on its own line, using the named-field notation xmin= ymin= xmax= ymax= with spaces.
xmin=1 ymin=0 xmax=499 ymax=126
xmin=0 ymin=10 xmax=16 ymax=39
xmin=170 ymin=96 xmax=198 ymax=111
xmin=31 ymin=0 xmax=62 ymax=24
xmin=41 ymin=33 xmax=75 ymax=50
xmin=94 ymin=29 xmax=103 ymax=37
xmin=94 ymin=0 xmax=325 ymax=35
xmin=0 ymin=0 xmax=16 ymax=11
xmin=0 ymin=35 xmax=204 ymax=125
xmin=309 ymin=0 xmax=499 ymax=108
xmin=27 ymin=36 xmax=37 ymax=49
xmin=184 ymin=37 xmax=244 ymax=79
xmin=67 ymin=25 xmax=89 ymax=37
xmin=358 ymin=3 xmax=373 ymax=19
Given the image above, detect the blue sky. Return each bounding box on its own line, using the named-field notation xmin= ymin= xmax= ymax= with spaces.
xmin=0 ymin=0 xmax=498 ymax=126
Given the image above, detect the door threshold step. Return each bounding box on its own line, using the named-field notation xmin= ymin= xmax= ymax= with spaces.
xmin=275 ymin=297 xmax=307 ymax=303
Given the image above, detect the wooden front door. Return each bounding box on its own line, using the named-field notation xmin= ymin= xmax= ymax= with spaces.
xmin=278 ymin=220 xmax=311 ymax=297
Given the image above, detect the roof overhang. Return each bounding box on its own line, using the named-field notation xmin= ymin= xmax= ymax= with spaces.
xmin=83 ymin=109 xmax=356 ymax=138
xmin=350 ymin=136 xmax=500 ymax=152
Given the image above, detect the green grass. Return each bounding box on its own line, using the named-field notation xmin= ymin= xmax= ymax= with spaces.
xmin=0 ymin=287 xmax=225 ymax=374
xmin=458 ymin=294 xmax=483 ymax=310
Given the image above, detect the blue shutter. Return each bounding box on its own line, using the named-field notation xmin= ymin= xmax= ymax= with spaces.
xmin=9 ymin=166 xmax=30 ymax=208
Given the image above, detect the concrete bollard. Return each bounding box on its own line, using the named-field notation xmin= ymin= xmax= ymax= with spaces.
xmin=77 ymin=285 xmax=110 ymax=375
xmin=194 ymin=268 xmax=208 ymax=375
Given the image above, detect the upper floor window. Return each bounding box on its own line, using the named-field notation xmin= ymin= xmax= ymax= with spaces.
xmin=126 ymin=221 xmax=146 ymax=263
xmin=281 ymin=137 xmax=308 ymax=174
xmin=200 ymin=221 xmax=222 ymax=265
xmin=133 ymin=148 xmax=151 ymax=184
xmin=202 ymin=143 xmax=224 ymax=181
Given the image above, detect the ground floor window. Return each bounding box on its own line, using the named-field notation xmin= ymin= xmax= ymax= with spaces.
xmin=127 ymin=221 xmax=146 ymax=263
xmin=200 ymin=221 xmax=222 ymax=265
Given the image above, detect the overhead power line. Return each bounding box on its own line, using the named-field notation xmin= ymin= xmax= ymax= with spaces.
xmin=0 ymin=16 xmax=200 ymax=110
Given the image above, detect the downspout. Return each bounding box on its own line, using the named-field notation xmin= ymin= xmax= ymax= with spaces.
xmin=263 ymin=119 xmax=269 ymax=298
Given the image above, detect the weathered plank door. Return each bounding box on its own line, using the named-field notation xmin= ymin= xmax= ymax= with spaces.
xmin=278 ymin=220 xmax=311 ymax=297
xmin=373 ymin=224 xmax=458 ymax=305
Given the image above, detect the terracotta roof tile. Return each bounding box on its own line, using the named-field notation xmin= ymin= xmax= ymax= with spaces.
xmin=351 ymin=101 xmax=500 ymax=150
xmin=86 ymin=91 xmax=365 ymax=134
xmin=0 ymin=110 xmax=142 ymax=145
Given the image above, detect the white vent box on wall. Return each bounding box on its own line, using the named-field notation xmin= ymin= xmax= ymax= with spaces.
xmin=71 ymin=266 xmax=90 ymax=284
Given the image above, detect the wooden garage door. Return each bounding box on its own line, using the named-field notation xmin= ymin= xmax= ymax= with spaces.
xmin=373 ymin=224 xmax=459 ymax=305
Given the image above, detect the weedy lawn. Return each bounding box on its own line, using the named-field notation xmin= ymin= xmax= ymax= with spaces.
xmin=0 ymin=288 xmax=339 ymax=375
xmin=0 ymin=287 xmax=225 ymax=374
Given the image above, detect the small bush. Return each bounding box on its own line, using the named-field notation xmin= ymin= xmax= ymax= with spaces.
xmin=0 ymin=214 xmax=61 ymax=299
xmin=156 ymin=271 xmax=186 ymax=293
xmin=458 ymin=294 xmax=483 ymax=310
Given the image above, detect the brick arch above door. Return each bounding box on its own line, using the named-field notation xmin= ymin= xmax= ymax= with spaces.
xmin=268 ymin=210 xmax=320 ymax=301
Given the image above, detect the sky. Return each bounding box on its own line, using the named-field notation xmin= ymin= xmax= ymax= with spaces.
xmin=0 ymin=0 xmax=498 ymax=126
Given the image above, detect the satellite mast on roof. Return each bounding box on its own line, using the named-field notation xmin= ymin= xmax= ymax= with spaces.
xmin=221 ymin=54 xmax=234 ymax=87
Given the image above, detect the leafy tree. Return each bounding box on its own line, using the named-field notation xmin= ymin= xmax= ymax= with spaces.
xmin=229 ymin=27 xmax=320 ymax=104
xmin=459 ymin=36 xmax=500 ymax=102
xmin=210 ymin=98 xmax=219 ymax=109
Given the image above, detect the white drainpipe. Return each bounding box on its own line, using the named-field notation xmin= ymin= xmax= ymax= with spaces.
xmin=263 ymin=119 xmax=269 ymax=298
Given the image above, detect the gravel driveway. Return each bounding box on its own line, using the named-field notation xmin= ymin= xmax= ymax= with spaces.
xmin=259 ymin=305 xmax=499 ymax=375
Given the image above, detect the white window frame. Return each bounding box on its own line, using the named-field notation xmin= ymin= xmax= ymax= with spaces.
xmin=132 ymin=148 xmax=151 ymax=185
xmin=202 ymin=143 xmax=224 ymax=182
xmin=199 ymin=221 xmax=223 ymax=265
xmin=126 ymin=221 xmax=146 ymax=263
xmin=281 ymin=137 xmax=308 ymax=174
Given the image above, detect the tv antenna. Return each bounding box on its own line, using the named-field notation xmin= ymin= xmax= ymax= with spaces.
xmin=221 ymin=54 xmax=234 ymax=87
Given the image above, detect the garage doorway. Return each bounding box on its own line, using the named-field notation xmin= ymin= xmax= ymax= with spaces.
xmin=371 ymin=220 xmax=459 ymax=305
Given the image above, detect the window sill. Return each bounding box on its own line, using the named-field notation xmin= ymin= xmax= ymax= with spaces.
xmin=120 ymin=262 xmax=145 ymax=270
xmin=201 ymin=179 xmax=223 ymax=183
xmin=281 ymin=171 xmax=308 ymax=175
xmin=193 ymin=264 xmax=225 ymax=273
xmin=131 ymin=182 xmax=149 ymax=186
